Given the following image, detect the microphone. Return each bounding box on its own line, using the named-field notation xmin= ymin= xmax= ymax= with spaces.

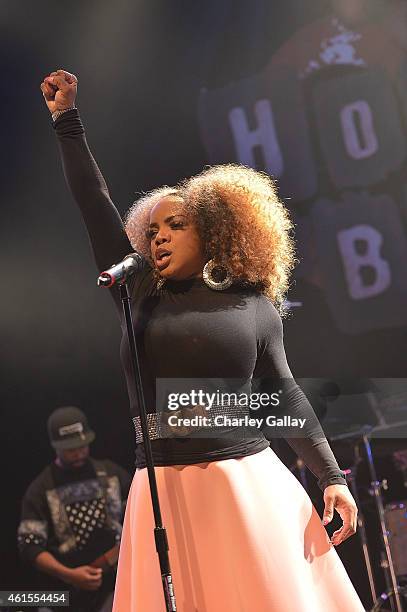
xmin=97 ymin=252 xmax=144 ymax=287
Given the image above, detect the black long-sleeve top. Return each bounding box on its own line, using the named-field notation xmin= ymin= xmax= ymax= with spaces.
xmin=52 ymin=109 xmax=347 ymax=491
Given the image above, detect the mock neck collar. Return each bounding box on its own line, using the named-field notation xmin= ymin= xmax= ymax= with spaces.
xmin=164 ymin=275 xmax=207 ymax=293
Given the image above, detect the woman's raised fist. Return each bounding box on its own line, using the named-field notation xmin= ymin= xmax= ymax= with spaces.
xmin=40 ymin=69 xmax=78 ymax=115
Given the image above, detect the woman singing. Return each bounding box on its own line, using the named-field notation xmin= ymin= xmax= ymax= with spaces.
xmin=41 ymin=69 xmax=364 ymax=611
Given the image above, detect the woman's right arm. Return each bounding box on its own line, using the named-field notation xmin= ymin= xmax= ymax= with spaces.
xmin=41 ymin=70 xmax=133 ymax=278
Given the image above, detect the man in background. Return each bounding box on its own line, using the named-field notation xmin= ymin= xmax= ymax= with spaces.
xmin=17 ymin=406 xmax=132 ymax=612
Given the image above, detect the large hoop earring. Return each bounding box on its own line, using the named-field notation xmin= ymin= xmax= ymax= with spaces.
xmin=202 ymin=259 xmax=233 ymax=291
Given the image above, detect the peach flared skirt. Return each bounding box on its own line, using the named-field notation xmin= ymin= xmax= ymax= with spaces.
xmin=112 ymin=447 xmax=364 ymax=612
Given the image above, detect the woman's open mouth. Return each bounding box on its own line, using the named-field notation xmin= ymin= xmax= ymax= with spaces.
xmin=156 ymin=251 xmax=172 ymax=270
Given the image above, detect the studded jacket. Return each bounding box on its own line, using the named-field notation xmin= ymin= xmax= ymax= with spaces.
xmin=17 ymin=458 xmax=131 ymax=567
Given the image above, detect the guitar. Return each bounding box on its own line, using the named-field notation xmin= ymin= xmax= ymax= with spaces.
xmin=43 ymin=534 xmax=120 ymax=611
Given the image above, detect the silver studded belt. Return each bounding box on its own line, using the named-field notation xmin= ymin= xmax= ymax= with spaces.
xmin=132 ymin=403 xmax=250 ymax=444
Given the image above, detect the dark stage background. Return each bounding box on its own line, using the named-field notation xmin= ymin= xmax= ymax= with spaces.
xmin=1 ymin=1 xmax=407 ymax=608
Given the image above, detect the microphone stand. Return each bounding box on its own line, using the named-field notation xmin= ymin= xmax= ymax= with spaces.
xmin=117 ymin=281 xmax=177 ymax=611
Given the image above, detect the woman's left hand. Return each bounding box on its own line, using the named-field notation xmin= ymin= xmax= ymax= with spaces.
xmin=322 ymin=484 xmax=358 ymax=546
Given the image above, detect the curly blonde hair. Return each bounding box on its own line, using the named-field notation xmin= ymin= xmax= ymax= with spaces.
xmin=125 ymin=164 xmax=296 ymax=314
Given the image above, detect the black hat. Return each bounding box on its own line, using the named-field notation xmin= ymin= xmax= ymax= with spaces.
xmin=47 ymin=406 xmax=96 ymax=450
